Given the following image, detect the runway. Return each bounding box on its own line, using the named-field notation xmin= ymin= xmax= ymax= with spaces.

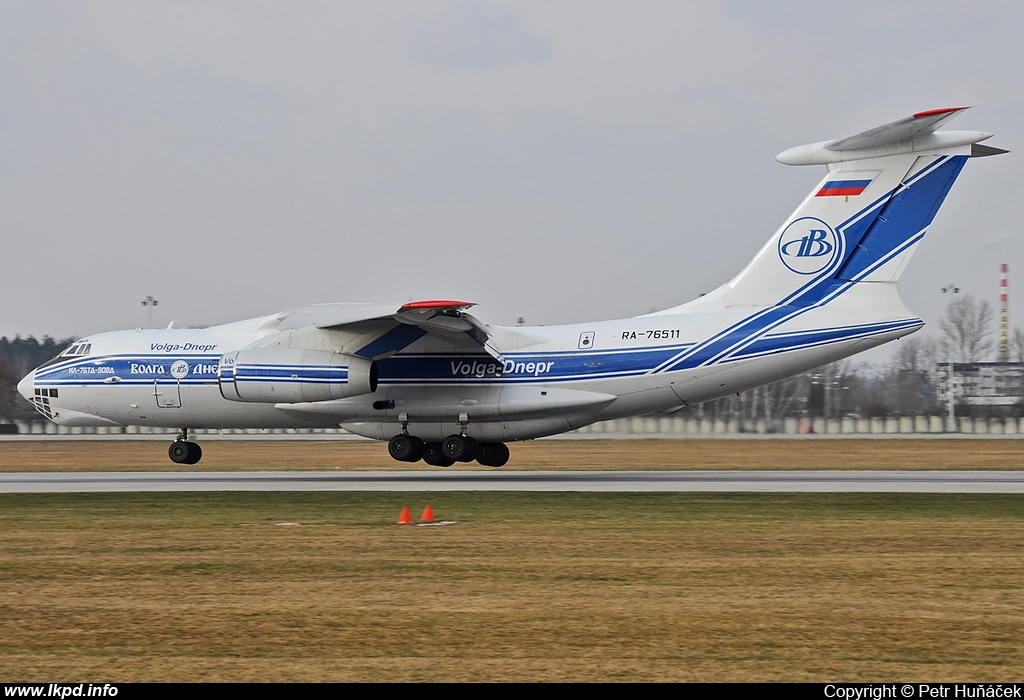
xmin=3 ymin=470 xmax=1024 ymax=493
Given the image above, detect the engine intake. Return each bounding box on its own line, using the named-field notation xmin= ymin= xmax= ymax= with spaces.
xmin=218 ymin=348 xmax=377 ymax=403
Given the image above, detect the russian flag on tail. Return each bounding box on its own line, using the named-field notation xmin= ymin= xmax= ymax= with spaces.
xmin=815 ymin=179 xmax=872 ymax=197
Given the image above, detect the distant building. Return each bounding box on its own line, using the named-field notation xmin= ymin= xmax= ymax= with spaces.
xmin=936 ymin=362 xmax=1024 ymax=407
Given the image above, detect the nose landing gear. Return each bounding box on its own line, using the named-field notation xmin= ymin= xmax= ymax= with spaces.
xmin=168 ymin=428 xmax=202 ymax=465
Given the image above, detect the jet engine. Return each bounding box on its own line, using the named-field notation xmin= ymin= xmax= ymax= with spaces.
xmin=218 ymin=348 xmax=377 ymax=403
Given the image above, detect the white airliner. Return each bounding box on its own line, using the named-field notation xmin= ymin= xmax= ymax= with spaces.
xmin=18 ymin=108 xmax=1005 ymax=467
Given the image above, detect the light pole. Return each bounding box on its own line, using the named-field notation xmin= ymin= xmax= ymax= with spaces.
xmin=141 ymin=295 xmax=159 ymax=329
xmin=941 ymin=283 xmax=959 ymax=431
xmin=818 ymin=365 xmax=848 ymax=422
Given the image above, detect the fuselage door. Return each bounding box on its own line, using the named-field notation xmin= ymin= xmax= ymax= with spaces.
xmin=153 ymin=379 xmax=182 ymax=409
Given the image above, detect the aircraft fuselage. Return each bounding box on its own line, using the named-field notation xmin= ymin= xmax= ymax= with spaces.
xmin=18 ymin=108 xmax=1001 ymax=466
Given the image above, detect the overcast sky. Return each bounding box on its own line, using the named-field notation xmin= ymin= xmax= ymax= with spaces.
xmin=2 ymin=1 xmax=1021 ymax=364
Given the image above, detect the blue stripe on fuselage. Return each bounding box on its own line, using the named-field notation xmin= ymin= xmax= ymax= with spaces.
xmin=32 ymin=312 xmax=922 ymax=391
xmin=33 ymin=354 xmax=223 ymax=385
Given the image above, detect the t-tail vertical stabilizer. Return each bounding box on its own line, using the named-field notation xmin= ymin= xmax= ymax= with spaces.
xmin=723 ymin=108 xmax=1005 ymax=309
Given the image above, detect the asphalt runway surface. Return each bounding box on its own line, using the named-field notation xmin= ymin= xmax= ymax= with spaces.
xmin=3 ymin=470 xmax=1024 ymax=493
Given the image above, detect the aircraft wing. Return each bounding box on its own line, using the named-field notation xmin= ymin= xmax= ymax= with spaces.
xmin=272 ymin=300 xmax=546 ymax=361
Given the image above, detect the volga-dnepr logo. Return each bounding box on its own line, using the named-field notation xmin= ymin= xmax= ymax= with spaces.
xmin=777 ymin=217 xmax=840 ymax=275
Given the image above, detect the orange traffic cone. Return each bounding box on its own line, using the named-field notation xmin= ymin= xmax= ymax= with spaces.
xmin=420 ymin=504 xmax=437 ymax=523
xmin=397 ymin=506 xmax=414 ymax=525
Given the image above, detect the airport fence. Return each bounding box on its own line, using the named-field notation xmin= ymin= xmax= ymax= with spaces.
xmin=4 ymin=415 xmax=1024 ymax=438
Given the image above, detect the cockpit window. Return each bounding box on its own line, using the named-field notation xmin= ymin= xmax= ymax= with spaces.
xmin=59 ymin=341 xmax=91 ymax=357
xmin=36 ymin=341 xmax=90 ymax=370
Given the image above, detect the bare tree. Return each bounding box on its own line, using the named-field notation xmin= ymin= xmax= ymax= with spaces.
xmin=0 ymin=360 xmax=24 ymax=420
xmin=940 ymin=295 xmax=995 ymax=363
xmin=1007 ymin=327 xmax=1024 ymax=398
xmin=894 ymin=335 xmax=934 ymax=373
xmin=762 ymin=375 xmax=801 ymax=429
xmin=889 ymin=335 xmax=939 ymax=413
xmin=1011 ymin=327 xmax=1024 ymax=364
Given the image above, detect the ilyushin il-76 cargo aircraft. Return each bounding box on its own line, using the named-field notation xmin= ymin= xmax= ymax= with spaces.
xmin=19 ymin=108 xmax=1005 ymax=467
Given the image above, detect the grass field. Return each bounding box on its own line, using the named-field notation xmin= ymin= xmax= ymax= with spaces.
xmin=2 ymin=437 xmax=1024 ymax=471
xmin=2 ymin=490 xmax=1023 ymax=682
xmin=2 ymin=439 xmax=1023 ymax=681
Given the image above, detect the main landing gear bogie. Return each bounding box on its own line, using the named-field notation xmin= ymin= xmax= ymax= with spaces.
xmin=388 ymin=434 xmax=509 ymax=468
xmin=168 ymin=428 xmax=203 ymax=465
xmin=442 ymin=435 xmax=478 ymax=463
xmin=476 ymin=441 xmax=510 ymax=467
xmin=423 ymin=442 xmax=455 ymax=467
xmin=387 ymin=434 xmax=425 ymax=462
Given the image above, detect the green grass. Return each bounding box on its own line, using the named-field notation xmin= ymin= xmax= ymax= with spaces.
xmin=1 ymin=492 xmax=1023 ymax=681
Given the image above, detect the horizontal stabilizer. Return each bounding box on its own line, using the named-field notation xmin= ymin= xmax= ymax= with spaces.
xmin=825 ymin=107 xmax=969 ymax=151
xmin=972 ymin=142 xmax=1009 ymax=158
xmin=776 ymin=108 xmax=1000 ymax=166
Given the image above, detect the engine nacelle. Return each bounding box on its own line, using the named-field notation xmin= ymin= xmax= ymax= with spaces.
xmin=218 ymin=348 xmax=377 ymax=403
